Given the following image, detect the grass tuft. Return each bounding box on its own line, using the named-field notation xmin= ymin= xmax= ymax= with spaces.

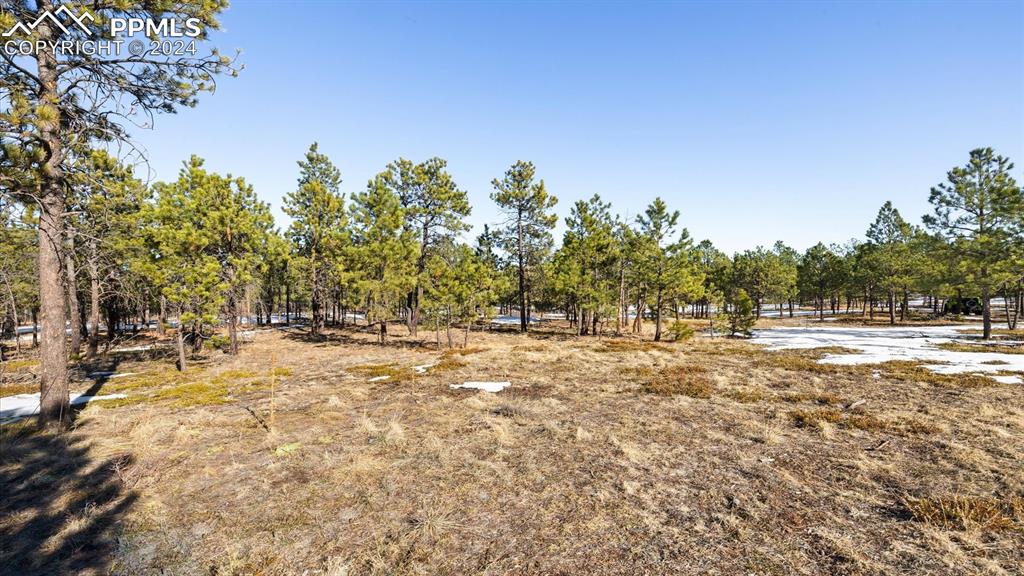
xmin=903 ymin=495 xmax=1023 ymax=531
xmin=640 ymin=365 xmax=713 ymax=398
xmin=597 ymin=340 xmax=670 ymax=353
xmin=726 ymin=388 xmax=766 ymax=403
xmin=2 ymin=358 xmax=40 ymax=372
xmin=348 ymin=363 xmax=415 ymax=382
xmin=874 ymin=361 xmax=996 ymax=388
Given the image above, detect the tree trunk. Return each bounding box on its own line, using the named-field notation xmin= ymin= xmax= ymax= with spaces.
xmin=3 ymin=274 xmax=21 ymax=355
xmin=1004 ymin=284 xmax=1015 ymax=331
xmin=516 ymin=213 xmax=527 ymax=333
xmin=654 ymin=289 xmax=663 ymax=342
xmin=888 ymin=290 xmax=896 ymax=325
xmin=64 ymin=244 xmax=81 ymax=356
xmin=176 ymin=325 xmax=187 ymax=371
xmin=86 ymin=258 xmax=101 ymax=358
xmin=981 ymin=283 xmax=992 ymax=340
xmin=445 ymin=306 xmax=453 ymax=348
xmin=616 ymin=264 xmax=625 ymax=334
xmin=227 ymin=292 xmax=239 ymax=355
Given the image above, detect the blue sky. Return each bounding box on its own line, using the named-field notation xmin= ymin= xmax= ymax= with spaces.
xmin=131 ymin=1 xmax=1023 ymax=255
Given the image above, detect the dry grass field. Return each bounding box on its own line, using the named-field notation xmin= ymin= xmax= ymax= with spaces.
xmin=2 ymin=319 xmax=1023 ymax=575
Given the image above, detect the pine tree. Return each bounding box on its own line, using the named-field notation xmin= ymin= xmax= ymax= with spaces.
xmin=772 ymin=241 xmax=800 ymax=317
xmin=866 ymin=201 xmax=916 ymax=324
xmin=727 ymin=288 xmax=756 ymax=337
xmin=799 ymin=243 xmax=842 ymax=320
xmin=0 ymin=0 xmax=238 ymax=429
xmin=490 ymin=161 xmax=558 ymax=332
xmin=0 ymin=206 xmax=37 ymax=358
xmin=924 ymin=148 xmax=1022 ymax=339
xmin=694 ymin=240 xmax=730 ymax=321
xmin=423 ymin=243 xmax=497 ymax=347
xmin=381 ymin=157 xmax=470 ymax=336
xmin=553 ymin=195 xmax=619 ymax=335
xmin=145 ymin=157 xmax=271 ymax=367
xmin=348 ymin=176 xmax=418 ymax=344
xmin=634 ymin=198 xmax=702 ymax=341
xmin=284 ymin=143 xmax=347 ymax=338
xmin=68 ymin=150 xmax=149 ymax=358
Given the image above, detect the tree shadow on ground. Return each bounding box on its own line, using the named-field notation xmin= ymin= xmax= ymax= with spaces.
xmin=0 ymin=425 xmax=137 ymax=576
xmin=281 ymin=325 xmax=438 ymax=351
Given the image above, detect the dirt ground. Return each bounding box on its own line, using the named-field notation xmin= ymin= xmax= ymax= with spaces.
xmin=1 ymin=318 xmax=1022 ymax=575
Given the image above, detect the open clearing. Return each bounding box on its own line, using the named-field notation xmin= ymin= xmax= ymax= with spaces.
xmin=754 ymin=324 xmax=1024 ymax=384
xmin=2 ymin=319 xmax=1023 ymax=575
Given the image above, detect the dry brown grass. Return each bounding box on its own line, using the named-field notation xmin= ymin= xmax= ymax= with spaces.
xmin=637 ymin=364 xmax=714 ymax=398
xmin=594 ymin=339 xmax=670 ymax=353
xmin=347 ymin=362 xmax=416 ymax=382
xmin=937 ymin=341 xmax=1024 ymax=355
xmin=904 ymin=495 xmax=1024 ymax=531
xmin=874 ymin=360 xmax=997 ymax=388
xmin=3 ymin=321 xmax=1023 ymax=574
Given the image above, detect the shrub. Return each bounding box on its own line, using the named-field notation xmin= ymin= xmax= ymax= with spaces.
xmin=667 ymin=321 xmax=695 ymax=342
xmin=206 ymin=334 xmax=229 ymax=351
xmin=727 ymin=289 xmax=756 ymax=337
xmin=903 ymin=495 xmax=1023 ymax=531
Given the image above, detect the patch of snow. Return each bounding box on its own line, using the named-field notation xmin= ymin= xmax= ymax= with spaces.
xmin=992 ymin=375 xmax=1022 ymax=385
xmin=490 ymin=315 xmax=543 ymax=325
xmin=753 ymin=325 xmax=1024 ymax=384
xmin=368 ymin=375 xmax=390 ymax=382
xmin=413 ymin=364 xmax=435 ymax=374
xmin=111 ymin=344 xmax=155 ymax=353
xmin=450 ymin=381 xmax=511 ymax=393
xmin=87 ymin=371 xmax=138 ymax=379
xmin=0 ymin=392 xmax=128 ymax=420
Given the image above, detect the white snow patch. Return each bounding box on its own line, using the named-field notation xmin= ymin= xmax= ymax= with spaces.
xmin=992 ymin=374 xmax=1022 ymax=385
xmin=450 ymin=381 xmax=511 ymax=393
xmin=490 ymin=315 xmax=543 ymax=325
xmin=413 ymin=364 xmax=435 ymax=374
xmin=0 ymin=392 xmax=128 ymax=420
xmin=110 ymin=344 xmax=156 ymax=353
xmin=753 ymin=325 xmax=1024 ymax=384
xmin=368 ymin=375 xmax=390 ymax=382
xmin=87 ymin=371 xmax=138 ymax=379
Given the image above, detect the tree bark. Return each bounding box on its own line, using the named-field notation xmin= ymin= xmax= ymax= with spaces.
xmin=176 ymin=324 xmax=187 ymax=371
xmin=86 ymin=257 xmax=101 ymax=358
xmin=516 ymin=210 xmax=527 ymax=333
xmin=227 ymin=291 xmax=239 ymax=355
xmin=64 ymin=242 xmax=81 ymax=356
xmin=654 ymin=289 xmax=663 ymax=342
xmin=981 ymin=281 xmax=992 ymax=340
xmin=35 ymin=0 xmax=70 ymax=428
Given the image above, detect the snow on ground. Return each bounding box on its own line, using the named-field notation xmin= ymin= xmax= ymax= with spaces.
xmin=490 ymin=315 xmax=544 ymax=326
xmin=0 ymin=392 xmax=128 ymax=420
xmin=753 ymin=325 xmax=1024 ymax=383
xmin=87 ymin=371 xmax=138 ymax=379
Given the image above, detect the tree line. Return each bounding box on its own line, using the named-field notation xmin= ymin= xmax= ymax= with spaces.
xmin=4 ymin=145 xmax=1022 ymax=364
xmin=2 ymin=3 xmax=1022 ymax=432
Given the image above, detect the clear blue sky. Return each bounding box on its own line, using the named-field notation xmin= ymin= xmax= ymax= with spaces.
xmin=131 ymin=0 xmax=1023 ymax=255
